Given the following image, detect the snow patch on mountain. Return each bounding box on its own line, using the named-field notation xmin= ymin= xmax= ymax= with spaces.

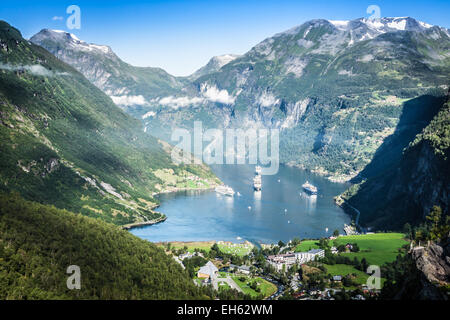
xmin=213 ymin=54 xmax=240 ymax=68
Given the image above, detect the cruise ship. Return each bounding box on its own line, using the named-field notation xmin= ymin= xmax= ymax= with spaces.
xmin=215 ymin=185 xmax=235 ymax=196
xmin=253 ymin=175 xmax=262 ymax=191
xmin=302 ymin=181 xmax=318 ymax=195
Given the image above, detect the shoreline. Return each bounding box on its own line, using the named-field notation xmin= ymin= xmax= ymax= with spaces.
xmin=152 ymin=185 xmax=218 ymax=197
xmin=122 ymin=215 xmax=167 ymax=230
xmin=286 ymin=162 xmax=356 ymax=184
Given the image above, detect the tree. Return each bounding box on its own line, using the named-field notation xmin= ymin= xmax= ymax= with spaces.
xmin=426 ymin=206 xmax=449 ymax=242
xmin=333 ymin=229 xmax=340 ymax=237
xmin=291 ymin=237 xmax=301 ymax=246
xmin=403 ymin=223 xmax=412 ymax=239
xmin=351 ymin=243 xmax=360 ymax=252
xmin=360 ymin=258 xmax=369 ymax=273
xmin=278 ymin=240 xmax=285 ymax=248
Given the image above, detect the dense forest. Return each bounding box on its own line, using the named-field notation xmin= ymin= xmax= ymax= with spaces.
xmin=0 ymin=192 xmax=209 ymax=299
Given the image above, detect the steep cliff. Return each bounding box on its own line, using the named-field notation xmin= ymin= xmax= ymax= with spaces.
xmin=341 ymin=92 xmax=449 ymax=229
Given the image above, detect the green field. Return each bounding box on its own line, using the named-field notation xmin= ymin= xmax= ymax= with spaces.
xmin=217 ymin=243 xmax=253 ymax=257
xmin=323 ymin=264 xmax=386 ymax=288
xmin=160 ymin=241 xmax=214 ymax=253
xmin=294 ymin=240 xmax=321 ymax=252
xmin=295 ymin=233 xmax=408 ymax=266
xmin=336 ymin=233 xmax=408 ymax=266
xmin=231 ymin=276 xmax=277 ymax=298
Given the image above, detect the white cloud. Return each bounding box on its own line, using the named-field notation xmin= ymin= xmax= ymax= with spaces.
xmin=200 ymin=83 xmax=236 ymax=104
xmin=110 ymin=95 xmax=147 ymax=106
xmin=52 ymin=16 xmax=64 ymax=21
xmin=0 ymin=63 xmax=68 ymax=77
xmin=156 ymin=83 xmax=236 ymax=109
xmin=159 ymin=96 xmax=204 ymax=109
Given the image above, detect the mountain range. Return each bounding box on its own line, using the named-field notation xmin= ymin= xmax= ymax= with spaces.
xmin=32 ymin=17 xmax=450 ymax=183
xmin=3 ymin=16 xmax=450 ymax=229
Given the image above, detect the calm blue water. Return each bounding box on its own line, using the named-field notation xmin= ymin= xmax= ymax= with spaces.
xmin=130 ymin=165 xmax=351 ymax=244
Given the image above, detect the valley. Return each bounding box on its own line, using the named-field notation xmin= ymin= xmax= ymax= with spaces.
xmin=0 ymin=9 xmax=449 ymax=302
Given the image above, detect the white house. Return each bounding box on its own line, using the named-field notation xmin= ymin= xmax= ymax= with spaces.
xmin=197 ymin=261 xmax=218 ymax=279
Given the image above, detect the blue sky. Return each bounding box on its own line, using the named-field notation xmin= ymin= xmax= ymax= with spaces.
xmin=1 ymin=0 xmax=449 ymax=76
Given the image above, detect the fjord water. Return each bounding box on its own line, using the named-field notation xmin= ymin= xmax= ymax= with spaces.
xmin=131 ymin=165 xmax=351 ymax=244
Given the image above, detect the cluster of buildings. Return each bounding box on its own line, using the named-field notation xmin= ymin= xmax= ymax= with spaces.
xmin=267 ymin=249 xmax=326 ymax=271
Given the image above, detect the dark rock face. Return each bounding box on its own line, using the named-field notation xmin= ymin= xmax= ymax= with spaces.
xmin=412 ymin=243 xmax=450 ymax=284
xmin=410 ymin=241 xmax=450 ymax=300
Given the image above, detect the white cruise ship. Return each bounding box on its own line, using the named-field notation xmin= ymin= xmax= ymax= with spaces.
xmin=215 ymin=185 xmax=235 ymax=196
xmin=302 ymin=181 xmax=318 ymax=195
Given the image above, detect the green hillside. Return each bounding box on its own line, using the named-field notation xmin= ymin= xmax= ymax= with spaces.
xmin=0 ymin=21 xmax=219 ymax=225
xmin=0 ymin=193 xmax=207 ymax=299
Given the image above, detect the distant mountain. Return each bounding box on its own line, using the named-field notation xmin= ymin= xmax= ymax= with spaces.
xmin=0 ymin=21 xmax=218 ymax=226
xmin=339 ymin=91 xmax=449 ymax=229
xmin=31 ymin=17 xmax=450 ymax=182
xmin=188 ymin=54 xmax=241 ymax=80
xmin=30 ymin=29 xmax=187 ymax=110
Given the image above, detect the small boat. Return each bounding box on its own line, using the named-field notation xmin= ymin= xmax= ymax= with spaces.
xmin=215 ymin=185 xmax=235 ymax=196
xmin=255 ymin=166 xmax=262 ymax=175
xmin=302 ymin=181 xmax=318 ymax=195
xmin=248 ymin=206 xmax=252 ymax=210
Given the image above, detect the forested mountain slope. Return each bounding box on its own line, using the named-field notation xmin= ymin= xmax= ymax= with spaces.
xmin=0 ymin=193 xmax=207 ymax=299
xmin=0 ymin=21 xmax=218 ymax=226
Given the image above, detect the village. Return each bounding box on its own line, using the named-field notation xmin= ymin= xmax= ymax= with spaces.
xmin=159 ymin=232 xmax=408 ymax=300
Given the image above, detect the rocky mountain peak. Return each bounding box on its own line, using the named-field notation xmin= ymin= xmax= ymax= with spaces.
xmin=30 ymin=29 xmax=114 ymax=56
